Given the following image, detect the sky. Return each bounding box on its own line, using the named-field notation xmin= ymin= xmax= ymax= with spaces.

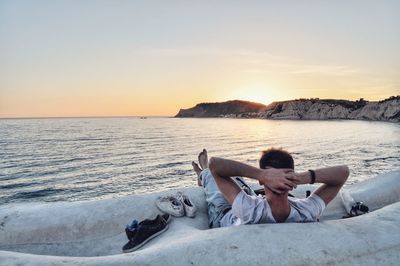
xmin=0 ymin=0 xmax=399 ymax=118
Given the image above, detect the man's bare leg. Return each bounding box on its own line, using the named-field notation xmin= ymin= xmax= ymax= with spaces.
xmin=191 ymin=161 xmax=203 ymax=187
xmin=192 ymin=149 xmax=209 ymax=187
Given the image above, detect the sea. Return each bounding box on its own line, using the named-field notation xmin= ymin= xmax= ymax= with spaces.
xmin=0 ymin=117 xmax=399 ymax=205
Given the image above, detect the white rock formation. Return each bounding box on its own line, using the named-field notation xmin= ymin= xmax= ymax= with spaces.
xmin=0 ymin=171 xmax=399 ymax=265
xmin=348 ymin=98 xmax=400 ymax=121
xmin=175 ymin=97 xmax=400 ymax=122
xmin=266 ymin=97 xmax=400 ymax=122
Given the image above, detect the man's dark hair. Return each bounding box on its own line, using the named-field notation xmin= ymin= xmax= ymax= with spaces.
xmin=259 ymin=148 xmax=294 ymax=170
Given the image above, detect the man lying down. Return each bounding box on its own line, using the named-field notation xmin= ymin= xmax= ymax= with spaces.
xmin=191 ymin=148 xmax=349 ymax=228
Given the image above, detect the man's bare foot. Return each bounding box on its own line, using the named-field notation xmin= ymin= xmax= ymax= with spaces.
xmin=198 ymin=149 xmax=209 ymax=169
xmin=192 ymin=161 xmax=203 ymax=187
xmin=192 ymin=161 xmax=202 ymax=177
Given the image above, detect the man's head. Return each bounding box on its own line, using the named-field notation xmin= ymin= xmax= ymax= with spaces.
xmin=259 ymin=148 xmax=294 ymax=170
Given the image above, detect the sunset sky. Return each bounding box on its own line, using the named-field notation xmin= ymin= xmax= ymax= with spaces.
xmin=1 ymin=0 xmax=399 ymax=118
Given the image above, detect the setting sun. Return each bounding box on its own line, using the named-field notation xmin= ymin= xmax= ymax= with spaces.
xmin=229 ymin=85 xmax=274 ymax=105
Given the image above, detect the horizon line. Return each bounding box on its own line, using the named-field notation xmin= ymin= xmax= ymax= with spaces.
xmin=0 ymin=115 xmax=172 ymax=120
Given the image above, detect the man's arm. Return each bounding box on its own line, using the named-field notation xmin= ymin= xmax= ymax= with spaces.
xmin=209 ymin=157 xmax=296 ymax=204
xmin=293 ymin=165 xmax=350 ymax=205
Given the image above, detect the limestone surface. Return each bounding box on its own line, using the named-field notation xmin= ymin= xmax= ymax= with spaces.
xmin=1 ymin=171 xmax=399 ymax=265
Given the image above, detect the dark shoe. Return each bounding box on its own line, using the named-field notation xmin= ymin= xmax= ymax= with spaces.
xmin=125 ymin=219 xmax=139 ymax=240
xmin=125 ymin=227 xmax=136 ymax=241
xmin=122 ymin=215 xmax=168 ymax=253
xmin=125 ymin=214 xmax=171 ymax=241
xmin=161 ymin=213 xmax=171 ymax=224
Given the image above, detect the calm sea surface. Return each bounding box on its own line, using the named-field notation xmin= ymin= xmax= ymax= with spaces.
xmin=0 ymin=118 xmax=399 ymax=204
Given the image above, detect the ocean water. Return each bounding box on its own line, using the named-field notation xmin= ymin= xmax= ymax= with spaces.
xmin=0 ymin=117 xmax=399 ymax=204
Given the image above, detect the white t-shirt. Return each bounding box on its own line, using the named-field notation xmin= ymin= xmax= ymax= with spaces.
xmin=219 ymin=190 xmax=326 ymax=227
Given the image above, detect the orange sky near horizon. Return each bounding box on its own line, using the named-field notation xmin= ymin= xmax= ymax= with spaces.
xmin=1 ymin=1 xmax=399 ymax=118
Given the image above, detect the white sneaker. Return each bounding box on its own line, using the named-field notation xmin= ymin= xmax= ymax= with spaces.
xmin=156 ymin=196 xmax=185 ymax=217
xmin=177 ymin=192 xmax=197 ymax=218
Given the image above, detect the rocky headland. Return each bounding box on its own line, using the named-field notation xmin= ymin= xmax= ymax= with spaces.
xmin=175 ymin=96 xmax=400 ymax=122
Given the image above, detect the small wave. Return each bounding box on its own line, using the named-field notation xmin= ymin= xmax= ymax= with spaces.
xmin=118 ymin=161 xmax=137 ymax=167
xmin=0 ymin=182 xmax=40 ymax=190
xmin=170 ymin=169 xmax=192 ymax=176
xmin=74 ymin=137 xmax=111 ymax=141
xmin=9 ymin=188 xmax=66 ymax=200
xmin=364 ymin=156 xmax=399 ymax=163
xmin=37 ymin=169 xmax=65 ymax=177
xmin=154 ymin=161 xmax=186 ymax=169
xmin=64 ymin=157 xmax=90 ymax=164
xmin=0 ymin=172 xmax=36 ymax=181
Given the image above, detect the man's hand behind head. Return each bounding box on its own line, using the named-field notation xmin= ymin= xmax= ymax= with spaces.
xmin=258 ymin=168 xmax=297 ymax=194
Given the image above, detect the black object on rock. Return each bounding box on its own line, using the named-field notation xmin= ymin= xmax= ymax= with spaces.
xmin=122 ymin=214 xmax=170 ymax=253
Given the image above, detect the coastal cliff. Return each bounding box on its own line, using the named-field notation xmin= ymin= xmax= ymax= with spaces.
xmin=175 ymin=100 xmax=267 ymax=118
xmin=175 ymin=96 xmax=400 ymax=122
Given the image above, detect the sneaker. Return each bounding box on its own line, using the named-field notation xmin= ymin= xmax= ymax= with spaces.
xmin=125 ymin=219 xmax=139 ymax=240
xmin=155 ymin=196 xmax=185 ymax=217
xmin=125 ymin=214 xmax=171 ymax=241
xmin=161 ymin=213 xmax=171 ymax=223
xmin=122 ymin=215 xmax=168 ymax=253
xmin=177 ymin=192 xmax=197 ymax=218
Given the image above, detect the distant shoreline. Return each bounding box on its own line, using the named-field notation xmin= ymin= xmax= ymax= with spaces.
xmin=172 ymin=116 xmax=400 ymax=124
xmin=1 ymin=116 xmax=397 ymax=124
xmin=175 ymin=96 xmax=400 ymax=123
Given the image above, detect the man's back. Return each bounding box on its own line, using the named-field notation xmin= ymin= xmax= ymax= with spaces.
xmin=219 ymin=190 xmax=325 ymax=227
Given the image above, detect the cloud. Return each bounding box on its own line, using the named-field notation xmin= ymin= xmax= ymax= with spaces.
xmin=231 ymin=53 xmax=363 ymax=77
